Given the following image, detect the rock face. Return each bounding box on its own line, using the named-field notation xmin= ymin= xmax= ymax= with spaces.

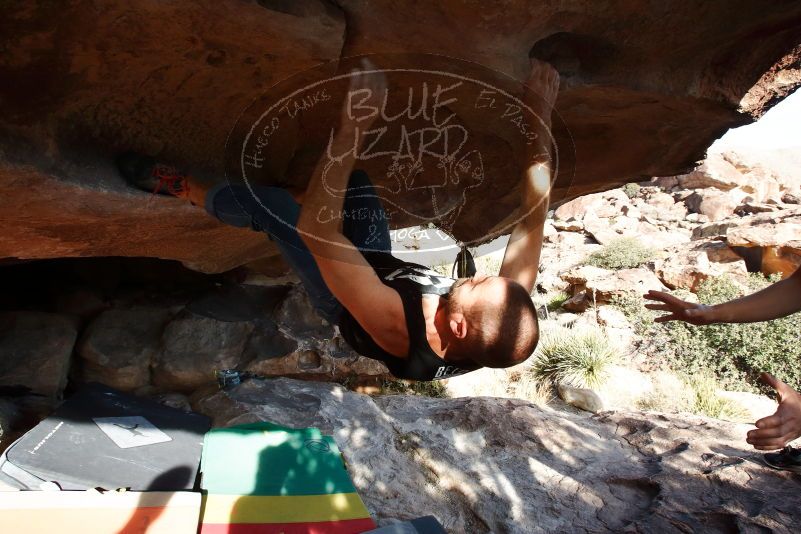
xmin=77 ymin=306 xmax=171 ymax=391
xmin=0 ymin=168 xmax=278 ymax=274
xmin=0 ymin=257 xmax=390 ymax=398
xmin=153 ymin=310 xmax=256 ymax=392
xmin=195 ymin=378 xmax=801 ymax=533
xmin=561 ymin=266 xmax=667 ymax=312
xmin=0 ymin=312 xmax=78 ymax=397
xmin=1 ymin=2 xmax=801 ymax=267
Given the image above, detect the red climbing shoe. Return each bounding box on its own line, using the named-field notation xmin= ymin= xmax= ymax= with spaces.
xmin=116 ymin=151 xmax=190 ymax=198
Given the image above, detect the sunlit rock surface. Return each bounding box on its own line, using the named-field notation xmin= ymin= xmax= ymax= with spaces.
xmin=195 ymin=377 xmax=801 ymax=533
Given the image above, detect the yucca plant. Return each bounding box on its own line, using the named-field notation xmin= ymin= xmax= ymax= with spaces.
xmin=531 ymin=325 xmax=619 ymax=389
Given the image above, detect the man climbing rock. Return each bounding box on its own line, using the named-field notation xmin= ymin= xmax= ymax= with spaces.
xmin=117 ymin=59 xmax=559 ymax=381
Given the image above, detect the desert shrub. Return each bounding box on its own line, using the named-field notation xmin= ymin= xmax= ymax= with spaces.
xmin=622 ymin=183 xmax=641 ymax=198
xmin=546 ymin=291 xmax=570 ymax=312
xmin=585 ymin=237 xmax=655 ymax=270
xmin=531 ymin=325 xmax=620 ymax=388
xmin=614 ymin=274 xmax=801 ymax=394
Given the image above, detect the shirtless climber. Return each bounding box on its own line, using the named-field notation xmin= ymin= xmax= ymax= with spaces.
xmin=117 ymin=59 xmax=559 ymax=381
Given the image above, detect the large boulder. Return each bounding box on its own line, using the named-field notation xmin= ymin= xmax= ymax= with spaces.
xmin=654 ymin=241 xmax=748 ymax=291
xmin=2 ymin=1 xmax=801 ymax=267
xmin=561 ymin=266 xmax=667 ymax=311
xmin=0 ymin=312 xmax=78 ymax=397
xmin=721 ymin=148 xmax=801 ymax=197
xmin=677 ymin=154 xmax=747 ymax=191
xmin=727 ymin=220 xmax=801 ymax=276
xmin=554 ymin=189 xmax=630 ymax=221
xmin=684 ymin=188 xmax=749 ymax=222
xmin=194 ymin=378 xmax=801 ymax=532
xmin=727 ymin=221 xmax=801 ymax=254
xmin=153 ymin=310 xmax=255 ymax=392
xmin=77 ymin=306 xmax=172 ymax=391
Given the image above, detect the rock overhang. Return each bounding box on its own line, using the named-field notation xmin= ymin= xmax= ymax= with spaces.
xmin=1 ymin=0 xmax=800 ymax=270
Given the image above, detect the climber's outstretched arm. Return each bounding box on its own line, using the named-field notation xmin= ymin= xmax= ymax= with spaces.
xmin=499 ymin=59 xmax=559 ymax=293
xmin=498 ymin=162 xmax=549 ymax=293
xmin=297 ymin=64 xmax=408 ymax=358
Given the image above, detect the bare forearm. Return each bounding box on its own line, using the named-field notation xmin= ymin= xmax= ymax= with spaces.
xmin=499 ymin=162 xmax=550 ymax=292
xmin=500 ymin=210 xmax=546 ymax=291
xmin=706 ymin=269 xmax=801 ymax=323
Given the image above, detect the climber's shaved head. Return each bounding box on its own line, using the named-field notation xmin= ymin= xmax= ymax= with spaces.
xmin=445 ymin=275 xmax=539 ymax=367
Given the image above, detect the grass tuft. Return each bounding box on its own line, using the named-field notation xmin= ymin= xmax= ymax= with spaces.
xmin=531 ymin=325 xmax=619 ymax=389
xmin=686 ymin=371 xmax=749 ymax=421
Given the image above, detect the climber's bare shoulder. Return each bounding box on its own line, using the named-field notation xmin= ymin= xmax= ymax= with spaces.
xmin=302 ymin=234 xmax=409 ymax=358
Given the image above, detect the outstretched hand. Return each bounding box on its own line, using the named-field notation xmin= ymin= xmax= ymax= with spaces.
xmin=747 ymin=373 xmax=801 ymax=450
xmin=643 ymin=290 xmax=713 ymax=325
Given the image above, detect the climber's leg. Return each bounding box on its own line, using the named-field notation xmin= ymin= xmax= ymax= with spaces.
xmin=205 ymin=182 xmax=343 ymax=324
xmin=340 ymin=169 xmax=392 ymax=255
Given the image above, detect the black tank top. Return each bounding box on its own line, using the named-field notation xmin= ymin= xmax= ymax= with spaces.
xmin=337 ymin=252 xmax=480 ymax=381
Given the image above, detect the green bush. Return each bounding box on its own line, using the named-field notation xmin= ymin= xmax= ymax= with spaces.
xmin=531 ymin=325 xmax=619 ymax=388
xmin=585 ymin=237 xmax=655 ymax=270
xmin=613 ymin=274 xmax=801 ymax=395
xmin=546 ymin=291 xmax=570 ymax=312
xmin=622 ymin=183 xmax=641 ymax=198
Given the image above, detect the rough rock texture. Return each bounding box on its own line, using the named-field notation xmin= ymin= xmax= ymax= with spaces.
xmin=654 ymin=241 xmax=748 ymax=291
xmin=678 ymin=156 xmax=748 ymax=191
xmin=274 ymin=286 xmax=335 ymax=341
xmin=561 ymin=266 xmax=667 ymax=312
xmin=684 ymin=188 xmax=749 ymax=222
xmin=727 ymin=220 xmax=801 ymax=276
xmin=195 ymin=378 xmax=801 ymax=533
xmin=153 ymin=310 xmax=256 ymax=392
xmin=2 ymin=1 xmax=801 ymax=267
xmin=246 ymin=347 xmax=389 ymax=381
xmin=0 ymin=165 xmax=279 ymax=273
xmin=0 ymin=255 xmax=392 ymax=395
xmin=77 ymin=306 xmax=171 ymax=391
xmin=0 ymin=312 xmax=78 ymax=397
